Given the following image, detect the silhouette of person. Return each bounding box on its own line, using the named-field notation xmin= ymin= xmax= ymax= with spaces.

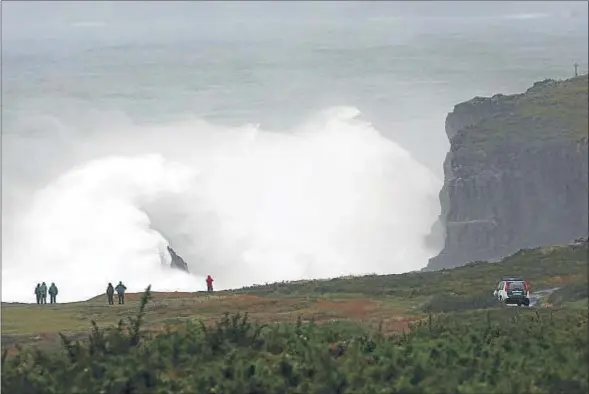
xmin=39 ymin=282 xmax=48 ymax=304
xmin=106 ymin=283 xmax=115 ymax=305
xmin=34 ymin=283 xmax=41 ymax=304
xmin=48 ymin=282 xmax=58 ymax=304
xmin=115 ymin=281 xmax=127 ymax=304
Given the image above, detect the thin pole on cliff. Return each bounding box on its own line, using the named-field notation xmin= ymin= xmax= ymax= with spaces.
xmin=574 ymin=62 xmax=578 ymax=77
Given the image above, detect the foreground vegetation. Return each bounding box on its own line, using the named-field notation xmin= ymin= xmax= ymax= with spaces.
xmin=2 ymin=241 xmax=587 ymax=392
xmin=3 ymin=288 xmax=587 ymax=394
xmin=3 ymin=242 xmax=586 ymax=347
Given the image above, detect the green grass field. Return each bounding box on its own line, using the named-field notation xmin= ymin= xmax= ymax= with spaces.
xmin=2 ymin=241 xmax=586 ymax=350
xmin=2 ymin=241 xmax=587 ymax=393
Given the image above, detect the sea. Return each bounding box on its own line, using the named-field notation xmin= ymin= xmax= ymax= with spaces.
xmin=2 ymin=1 xmax=587 ymax=302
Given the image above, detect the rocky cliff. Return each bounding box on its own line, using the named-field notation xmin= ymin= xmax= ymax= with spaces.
xmin=167 ymin=246 xmax=190 ymax=273
xmin=426 ymin=74 xmax=588 ymax=270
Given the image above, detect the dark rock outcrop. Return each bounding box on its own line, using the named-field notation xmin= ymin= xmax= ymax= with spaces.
xmin=426 ymin=74 xmax=588 ymax=270
xmin=167 ymin=246 xmax=190 ymax=273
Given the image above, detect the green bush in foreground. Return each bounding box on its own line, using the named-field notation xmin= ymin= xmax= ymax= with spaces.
xmin=2 ymin=287 xmax=588 ymax=394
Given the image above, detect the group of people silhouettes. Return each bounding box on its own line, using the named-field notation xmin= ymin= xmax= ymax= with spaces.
xmin=33 ymin=276 xmax=215 ymax=305
xmin=106 ymin=281 xmax=128 ymax=305
xmin=103 ymin=277 xmax=214 ymax=304
xmin=34 ymin=282 xmax=59 ymax=304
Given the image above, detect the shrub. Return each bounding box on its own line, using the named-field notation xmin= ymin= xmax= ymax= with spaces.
xmin=547 ymin=282 xmax=589 ymax=306
xmin=2 ymin=287 xmax=588 ymax=394
xmin=422 ymin=291 xmax=500 ymax=313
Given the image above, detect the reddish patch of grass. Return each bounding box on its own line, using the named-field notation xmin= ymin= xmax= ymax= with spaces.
xmin=311 ymin=298 xmax=381 ymax=319
xmin=123 ymin=292 xmax=197 ymax=302
xmin=379 ymin=316 xmax=424 ymax=334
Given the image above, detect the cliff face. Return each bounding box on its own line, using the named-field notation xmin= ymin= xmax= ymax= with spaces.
xmin=167 ymin=246 xmax=190 ymax=273
xmin=427 ymin=75 xmax=588 ymax=270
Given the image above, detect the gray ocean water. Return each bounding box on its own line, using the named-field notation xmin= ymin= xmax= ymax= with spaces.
xmin=2 ymin=1 xmax=588 ymax=301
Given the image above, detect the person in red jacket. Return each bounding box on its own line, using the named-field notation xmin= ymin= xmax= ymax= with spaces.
xmin=206 ymin=275 xmax=214 ymax=293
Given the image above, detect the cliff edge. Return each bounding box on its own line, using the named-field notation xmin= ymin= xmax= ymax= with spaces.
xmin=426 ymin=74 xmax=588 ymax=270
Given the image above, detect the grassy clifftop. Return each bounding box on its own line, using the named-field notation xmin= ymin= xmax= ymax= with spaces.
xmin=232 ymin=240 xmax=588 ymax=299
xmin=2 ymin=240 xmax=586 ymax=350
xmin=2 ymin=241 xmax=587 ymax=393
xmin=452 ymin=74 xmax=588 ymax=149
xmin=3 ymin=295 xmax=587 ymax=394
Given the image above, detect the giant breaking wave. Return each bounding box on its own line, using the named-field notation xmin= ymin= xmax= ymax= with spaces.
xmin=2 ymin=106 xmax=442 ymax=303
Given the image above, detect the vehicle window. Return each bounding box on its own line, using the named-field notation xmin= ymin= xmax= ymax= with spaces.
xmin=497 ymin=281 xmax=504 ymax=290
xmin=508 ymin=281 xmax=525 ymax=290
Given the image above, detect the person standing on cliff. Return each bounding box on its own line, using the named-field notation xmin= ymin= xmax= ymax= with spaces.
xmin=115 ymin=281 xmax=127 ymax=304
xmin=106 ymin=283 xmax=115 ymax=305
xmin=39 ymin=282 xmax=48 ymax=304
xmin=206 ymin=275 xmax=214 ymax=293
xmin=48 ymin=282 xmax=59 ymax=304
xmin=34 ymin=283 xmax=41 ymax=304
